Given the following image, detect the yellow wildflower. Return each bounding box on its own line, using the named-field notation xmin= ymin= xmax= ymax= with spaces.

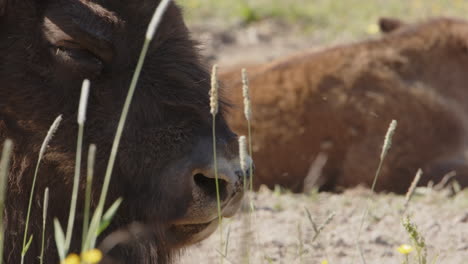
xmin=366 ymin=23 xmax=379 ymax=35
xmin=321 ymin=260 xmax=329 ymax=264
xmin=397 ymin=244 xmax=414 ymax=255
xmin=81 ymin=249 xmax=103 ymax=264
xmin=62 ymin=253 xmax=80 ymax=264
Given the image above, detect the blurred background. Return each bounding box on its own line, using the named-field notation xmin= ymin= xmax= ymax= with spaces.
xmin=177 ymin=0 xmax=468 ymax=67
xmin=176 ymin=1 xmax=468 ymax=263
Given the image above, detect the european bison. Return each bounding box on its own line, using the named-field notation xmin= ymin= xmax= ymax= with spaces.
xmin=222 ymin=17 xmax=468 ymax=193
xmin=0 ymin=1 xmax=249 ymax=263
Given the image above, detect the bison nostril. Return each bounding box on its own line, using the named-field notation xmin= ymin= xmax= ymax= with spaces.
xmin=193 ymin=173 xmax=228 ymax=201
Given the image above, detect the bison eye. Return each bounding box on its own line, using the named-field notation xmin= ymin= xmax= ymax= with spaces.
xmin=52 ymin=43 xmax=104 ymax=77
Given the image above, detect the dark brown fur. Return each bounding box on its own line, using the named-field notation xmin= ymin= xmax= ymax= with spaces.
xmin=378 ymin=17 xmax=406 ymax=33
xmin=222 ymin=17 xmax=468 ymax=193
xmin=1 ymin=1 xmax=245 ymax=263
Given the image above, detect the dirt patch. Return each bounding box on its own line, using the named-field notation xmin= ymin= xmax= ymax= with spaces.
xmin=190 ymin=19 xmax=340 ymax=68
xmin=180 ymin=187 xmax=468 ymax=264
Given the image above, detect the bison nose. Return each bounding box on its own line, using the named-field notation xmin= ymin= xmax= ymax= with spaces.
xmin=192 ymin=157 xmax=251 ymax=208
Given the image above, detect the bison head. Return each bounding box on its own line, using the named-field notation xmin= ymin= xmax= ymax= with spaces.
xmin=0 ymin=0 xmax=249 ymax=263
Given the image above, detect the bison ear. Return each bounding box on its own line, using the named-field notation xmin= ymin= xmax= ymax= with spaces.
xmin=378 ymin=17 xmax=406 ymax=34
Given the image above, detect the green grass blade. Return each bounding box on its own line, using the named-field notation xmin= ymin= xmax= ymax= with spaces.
xmin=84 ymin=0 xmax=172 ymax=250
xmin=64 ymin=79 xmax=90 ymax=253
xmin=97 ymin=197 xmax=123 ymax=236
xmin=83 ymin=206 xmax=103 ymax=251
xmin=22 ymin=235 xmax=33 ymax=255
xmin=40 ymin=187 xmax=49 ymax=264
xmin=53 ymin=218 xmax=66 ymax=261
xmin=81 ymin=144 xmax=96 ymax=251
xmin=0 ymin=139 xmax=13 ymax=263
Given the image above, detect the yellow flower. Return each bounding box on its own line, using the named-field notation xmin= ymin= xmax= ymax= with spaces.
xmin=81 ymin=249 xmax=103 ymax=264
xmin=366 ymin=23 xmax=379 ymax=35
xmin=321 ymin=260 xmax=329 ymax=264
xmin=62 ymin=253 xmax=80 ymax=264
xmin=397 ymin=244 xmax=414 ymax=255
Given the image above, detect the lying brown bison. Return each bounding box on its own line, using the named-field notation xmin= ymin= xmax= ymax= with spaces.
xmin=0 ymin=1 xmax=249 ymax=263
xmin=222 ymin=17 xmax=468 ymax=193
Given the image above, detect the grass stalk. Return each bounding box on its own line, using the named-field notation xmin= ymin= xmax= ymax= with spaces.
xmin=238 ymin=136 xmax=252 ymax=264
xmin=305 ymin=208 xmax=335 ymax=243
xmin=209 ymin=64 xmax=224 ymax=262
xmin=241 ymin=69 xmax=254 ymax=193
xmin=212 ymin=118 xmax=222 ymax=225
xmin=40 ymin=187 xmax=49 ymax=264
xmin=84 ymin=0 xmax=172 ymax=250
xmin=64 ymin=79 xmax=90 ymax=253
xmin=81 ymin=144 xmax=96 ymax=251
xmin=402 ymin=169 xmax=423 ymax=215
xmin=21 ymin=115 xmax=62 ymax=264
xmin=0 ymin=139 xmax=13 ymax=262
xmin=239 ymin=136 xmax=248 ymax=193
xmin=353 ymin=120 xmax=397 ymax=264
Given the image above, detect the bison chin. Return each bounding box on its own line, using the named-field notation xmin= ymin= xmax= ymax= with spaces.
xmin=163 ymin=153 xmax=248 ymax=247
xmin=168 ymin=184 xmax=245 ymax=247
xmin=168 ymin=220 xmax=218 ymax=247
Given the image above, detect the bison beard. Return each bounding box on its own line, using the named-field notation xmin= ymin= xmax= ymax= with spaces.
xmin=0 ymin=1 xmax=247 ymax=264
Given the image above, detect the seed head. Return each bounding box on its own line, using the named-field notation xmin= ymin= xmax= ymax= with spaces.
xmin=238 ymin=136 xmax=248 ymax=173
xmin=78 ymin=79 xmax=90 ymax=125
xmin=43 ymin=187 xmax=49 ymax=224
xmin=381 ymin=120 xmax=397 ymax=160
xmin=242 ymin=68 xmax=252 ymax=121
xmin=39 ymin=115 xmax=63 ymax=161
xmin=210 ymin=64 xmax=219 ymax=115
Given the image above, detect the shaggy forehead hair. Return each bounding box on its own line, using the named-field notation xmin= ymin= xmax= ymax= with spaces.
xmin=46 ymin=0 xmax=231 ymax=117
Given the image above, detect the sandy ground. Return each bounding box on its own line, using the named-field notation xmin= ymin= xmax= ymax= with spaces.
xmin=179 ymin=20 xmax=468 ymax=264
xmin=190 ymin=19 xmax=332 ymax=68
xmin=179 ymin=187 xmax=468 ymax=264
